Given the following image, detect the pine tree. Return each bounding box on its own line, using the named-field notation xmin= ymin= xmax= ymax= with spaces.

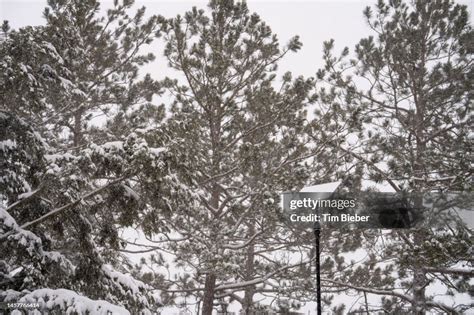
xmin=138 ymin=1 xmax=342 ymax=313
xmin=316 ymin=0 xmax=472 ymax=313
xmin=0 ymin=0 xmax=172 ymax=313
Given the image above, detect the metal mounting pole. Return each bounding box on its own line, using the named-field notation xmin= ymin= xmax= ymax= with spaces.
xmin=314 ymin=221 xmax=321 ymax=315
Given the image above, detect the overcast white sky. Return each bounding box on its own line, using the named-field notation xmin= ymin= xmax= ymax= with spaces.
xmin=2 ymin=0 xmax=472 ymax=82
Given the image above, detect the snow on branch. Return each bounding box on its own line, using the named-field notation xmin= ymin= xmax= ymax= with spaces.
xmin=422 ymin=267 xmax=474 ymax=277
xmin=322 ymin=278 xmax=458 ymax=314
xmin=222 ymin=230 xmax=264 ymax=250
xmin=0 ymin=205 xmax=74 ymax=271
xmin=102 ymin=264 xmax=159 ymax=303
xmin=99 ymin=264 xmax=161 ymax=313
xmin=215 ymin=257 xmax=314 ymax=291
xmin=6 ymin=186 xmax=43 ymax=212
xmin=19 ymin=176 xmax=127 ymax=231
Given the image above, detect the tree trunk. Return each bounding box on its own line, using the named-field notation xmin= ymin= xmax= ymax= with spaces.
xmin=411 ymin=87 xmax=427 ymax=314
xmin=202 ymin=273 xmax=217 ymax=315
xmin=412 ymin=264 xmax=427 ymax=314
xmin=242 ymin=223 xmax=256 ymax=314
xmin=202 ymin=183 xmax=220 ymax=315
xmin=411 ymin=195 xmax=427 ymax=314
xmin=73 ymin=109 xmax=83 ymax=147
